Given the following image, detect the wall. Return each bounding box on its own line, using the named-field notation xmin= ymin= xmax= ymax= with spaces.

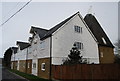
xmin=38 ymin=58 xmax=50 ymax=79
xmin=52 ymin=64 xmax=120 ymax=80
xmin=19 ymin=60 xmax=26 ymax=73
xmin=37 ymin=37 xmax=50 ymax=58
xmin=99 ymin=46 xmax=115 ymax=63
xmin=26 ymin=59 xmax=32 ymax=74
xmin=14 ymin=48 xmax=27 ymax=61
xmin=52 ymin=14 xmax=99 ymax=65
xmin=30 ymin=34 xmax=50 ymax=76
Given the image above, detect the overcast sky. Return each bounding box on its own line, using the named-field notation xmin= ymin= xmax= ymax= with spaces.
xmin=0 ymin=1 xmax=118 ymax=58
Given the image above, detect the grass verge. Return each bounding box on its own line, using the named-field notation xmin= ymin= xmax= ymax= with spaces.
xmin=9 ymin=69 xmax=52 ymax=81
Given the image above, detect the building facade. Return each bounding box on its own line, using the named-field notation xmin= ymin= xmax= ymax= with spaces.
xmin=11 ymin=12 xmax=114 ymax=79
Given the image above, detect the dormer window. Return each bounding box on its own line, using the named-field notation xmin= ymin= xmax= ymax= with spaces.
xmin=74 ymin=25 xmax=82 ymax=33
xmin=102 ymin=37 xmax=107 ymax=44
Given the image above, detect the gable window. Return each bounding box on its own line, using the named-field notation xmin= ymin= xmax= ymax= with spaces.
xmin=74 ymin=25 xmax=82 ymax=33
xmin=41 ymin=63 xmax=45 ymax=71
xmin=102 ymin=37 xmax=107 ymax=44
xmin=74 ymin=42 xmax=83 ymax=50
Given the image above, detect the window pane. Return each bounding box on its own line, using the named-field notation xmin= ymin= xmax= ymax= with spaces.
xmin=78 ymin=27 xmax=80 ymax=33
xmin=74 ymin=26 xmax=76 ymax=32
xmin=41 ymin=63 xmax=45 ymax=71
xmin=81 ymin=27 xmax=82 ymax=33
xmin=74 ymin=42 xmax=83 ymax=50
xmin=81 ymin=43 xmax=83 ymax=49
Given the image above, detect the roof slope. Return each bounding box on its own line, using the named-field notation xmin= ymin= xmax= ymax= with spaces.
xmin=30 ymin=26 xmax=48 ymax=38
xmin=16 ymin=41 xmax=30 ymax=50
xmin=84 ymin=14 xmax=114 ymax=48
xmin=41 ymin=12 xmax=79 ymax=40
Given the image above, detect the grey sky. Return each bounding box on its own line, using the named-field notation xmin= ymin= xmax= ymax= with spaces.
xmin=1 ymin=2 xmax=118 ymax=58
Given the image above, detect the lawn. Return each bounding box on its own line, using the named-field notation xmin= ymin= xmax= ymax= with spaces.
xmin=9 ymin=69 xmax=52 ymax=81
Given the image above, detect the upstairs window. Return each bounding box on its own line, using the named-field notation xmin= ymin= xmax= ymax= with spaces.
xmin=74 ymin=42 xmax=83 ymax=50
xmin=74 ymin=25 xmax=82 ymax=33
xmin=40 ymin=41 xmax=45 ymax=49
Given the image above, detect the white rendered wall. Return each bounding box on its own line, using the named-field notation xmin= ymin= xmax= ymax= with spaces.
xmin=37 ymin=37 xmax=50 ymax=58
xmin=52 ymin=14 xmax=99 ymax=65
xmin=15 ymin=48 xmax=27 ymax=61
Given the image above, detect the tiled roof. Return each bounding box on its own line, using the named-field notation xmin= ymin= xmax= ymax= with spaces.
xmin=11 ymin=47 xmax=18 ymax=54
xmin=16 ymin=41 xmax=30 ymax=50
xmin=29 ymin=12 xmax=114 ymax=48
xmin=84 ymin=14 xmax=114 ymax=48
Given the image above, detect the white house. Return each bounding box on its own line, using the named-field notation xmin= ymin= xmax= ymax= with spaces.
xmin=11 ymin=12 xmax=114 ymax=79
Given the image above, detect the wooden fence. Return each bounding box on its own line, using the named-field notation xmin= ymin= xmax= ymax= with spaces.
xmin=52 ymin=64 xmax=120 ymax=81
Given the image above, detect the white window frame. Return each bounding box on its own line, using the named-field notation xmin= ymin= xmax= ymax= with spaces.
xmin=41 ymin=63 xmax=45 ymax=71
xmin=74 ymin=42 xmax=83 ymax=50
xmin=74 ymin=25 xmax=82 ymax=33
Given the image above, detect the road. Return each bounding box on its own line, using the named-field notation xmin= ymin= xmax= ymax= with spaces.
xmin=2 ymin=67 xmax=29 ymax=81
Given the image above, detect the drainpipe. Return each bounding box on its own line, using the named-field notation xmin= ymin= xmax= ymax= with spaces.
xmin=25 ymin=47 xmax=28 ymax=73
xmin=49 ymin=35 xmax=52 ymax=80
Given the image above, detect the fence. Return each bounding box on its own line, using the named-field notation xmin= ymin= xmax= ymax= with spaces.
xmin=52 ymin=64 xmax=120 ymax=80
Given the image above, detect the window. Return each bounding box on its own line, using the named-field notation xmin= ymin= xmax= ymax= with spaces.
xmin=74 ymin=25 xmax=82 ymax=33
xmin=41 ymin=63 xmax=45 ymax=71
xmin=74 ymin=42 xmax=83 ymax=50
xmin=40 ymin=41 xmax=45 ymax=49
xmin=100 ymin=52 xmax=104 ymax=57
xmin=102 ymin=37 xmax=107 ymax=44
xmin=33 ymin=63 xmax=36 ymax=69
xmin=28 ymin=63 xmax=30 ymax=68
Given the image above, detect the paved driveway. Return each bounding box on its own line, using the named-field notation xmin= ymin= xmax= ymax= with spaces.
xmin=2 ymin=67 xmax=29 ymax=81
